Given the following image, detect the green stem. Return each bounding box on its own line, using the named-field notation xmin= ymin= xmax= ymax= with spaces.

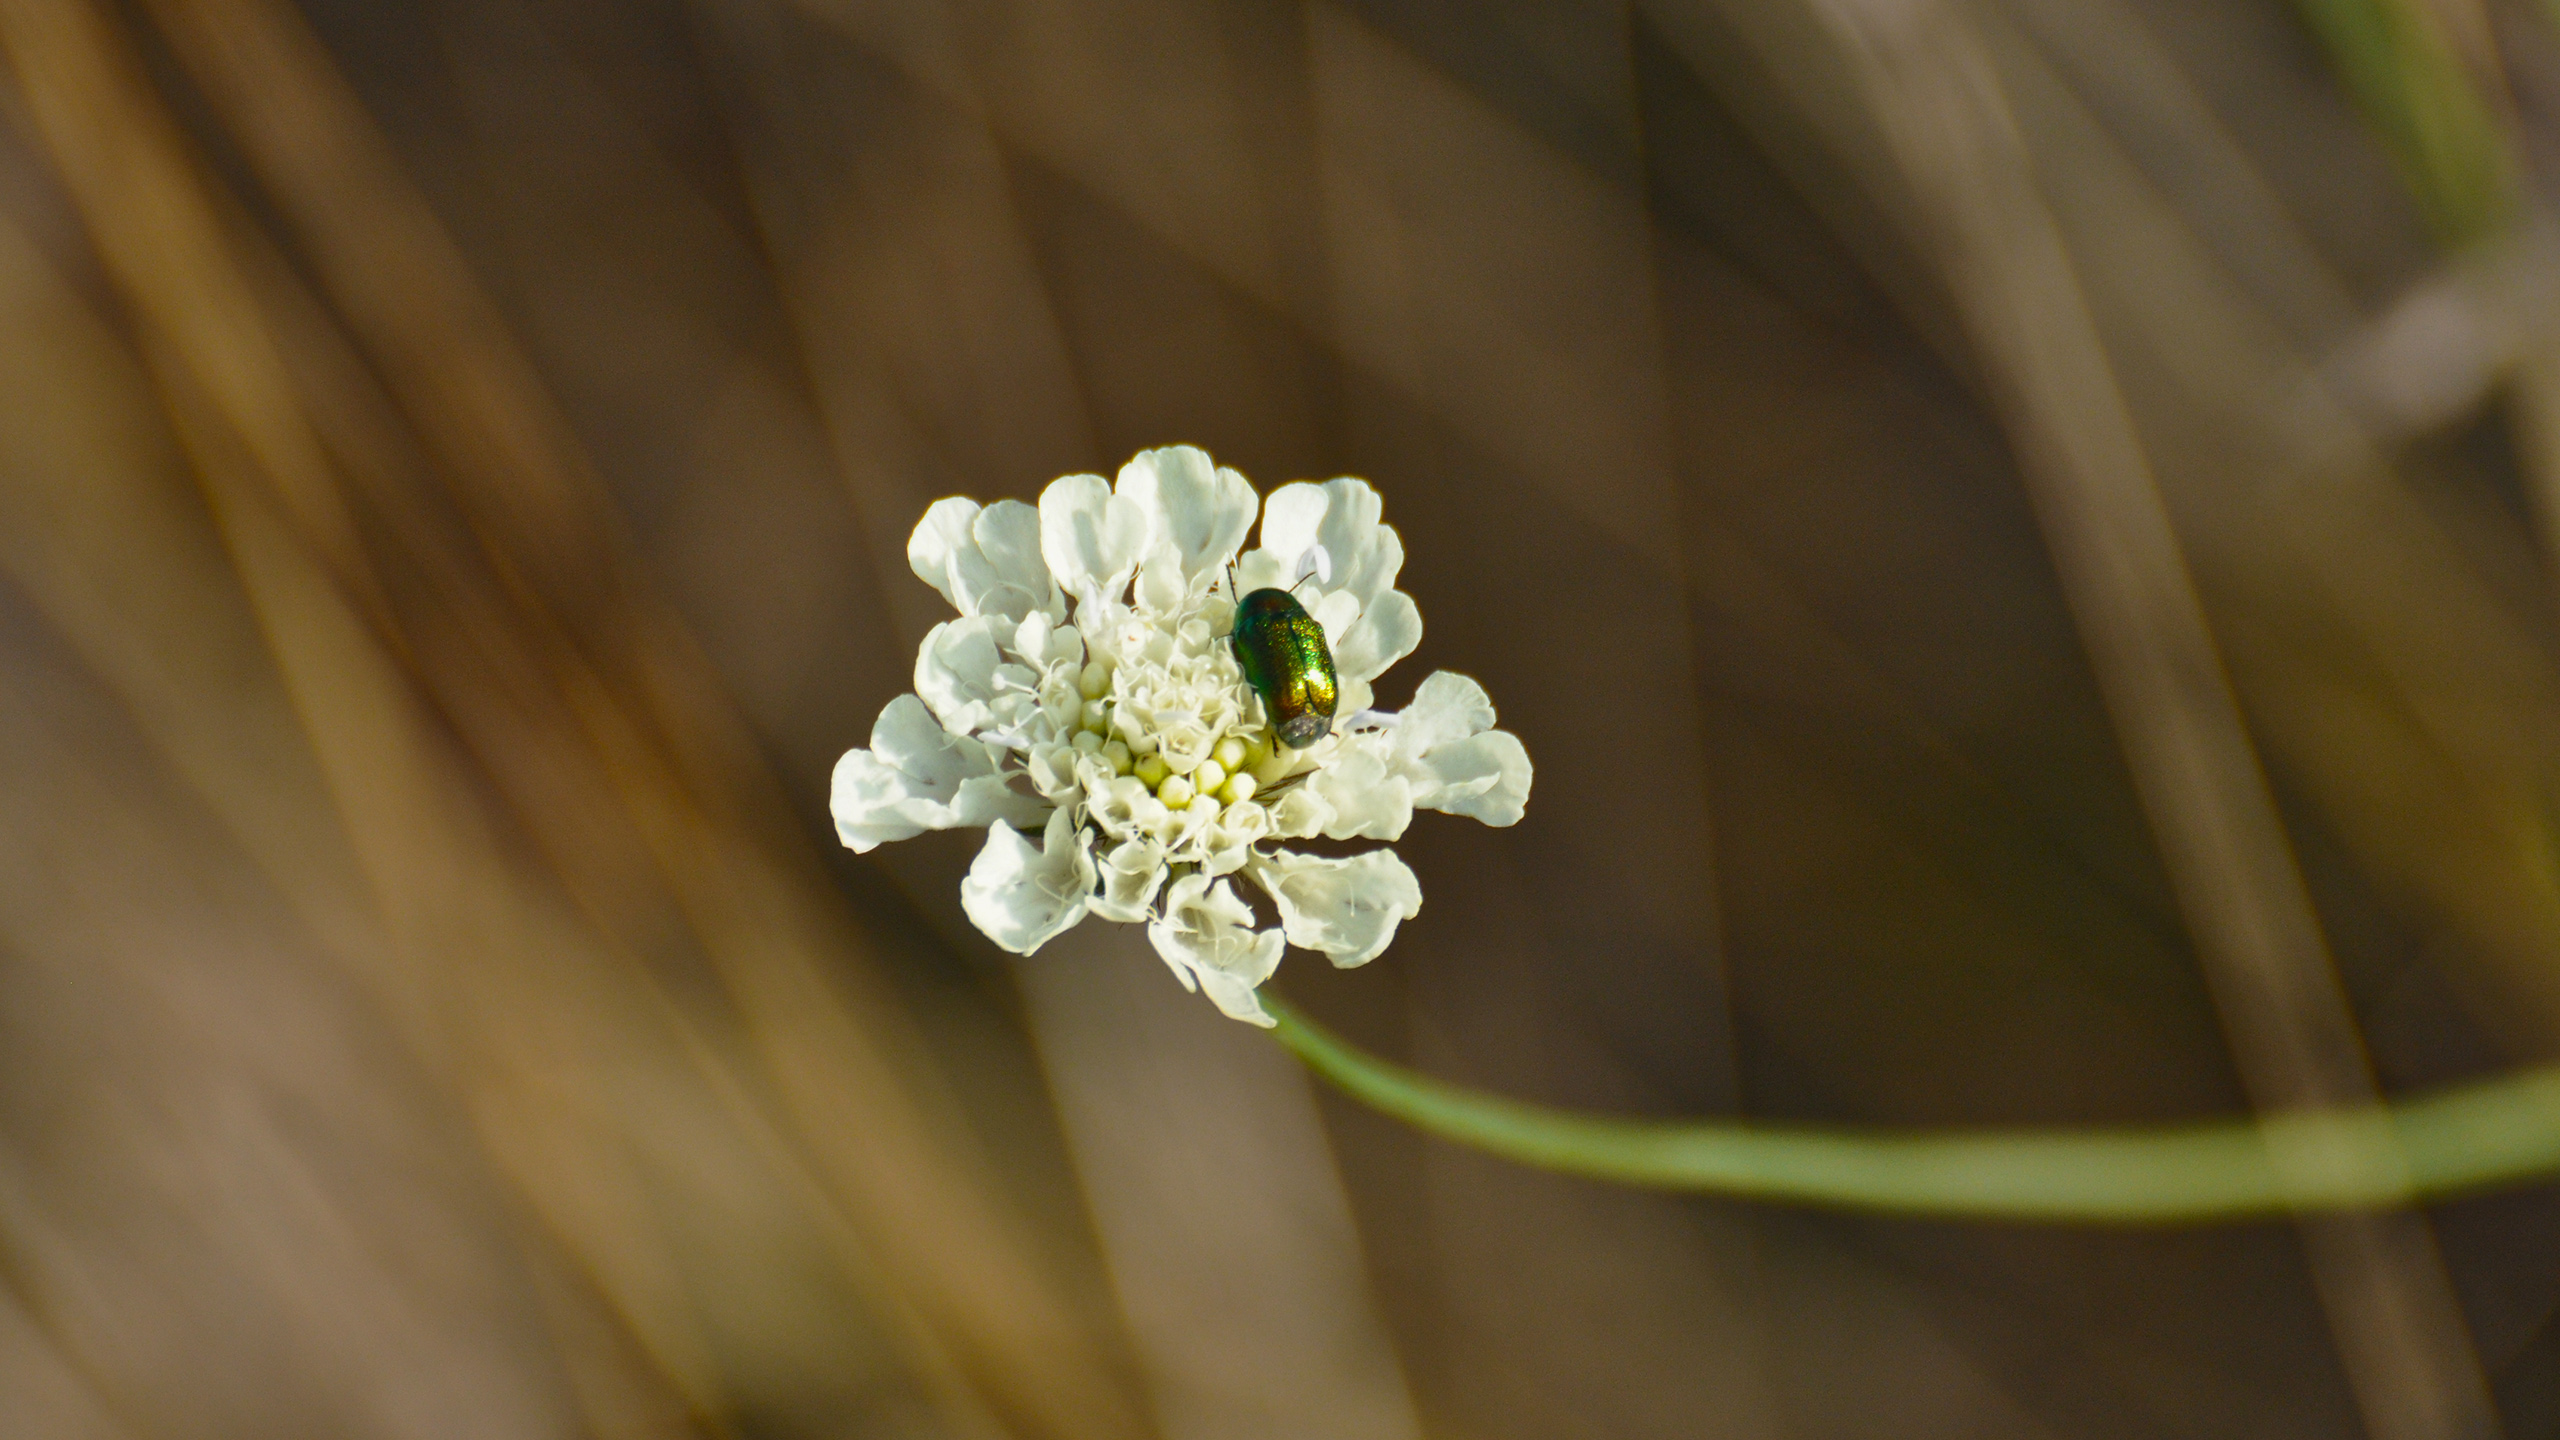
xmin=1264 ymin=998 xmax=2560 ymax=1223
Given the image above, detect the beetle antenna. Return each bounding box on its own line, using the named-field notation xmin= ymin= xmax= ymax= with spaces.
xmin=1286 ymin=571 xmax=1315 ymax=596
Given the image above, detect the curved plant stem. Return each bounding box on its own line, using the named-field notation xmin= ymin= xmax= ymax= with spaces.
xmin=1263 ymin=998 xmax=2560 ymax=1224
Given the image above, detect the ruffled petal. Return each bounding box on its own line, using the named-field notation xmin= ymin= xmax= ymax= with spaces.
xmin=1254 ymin=478 xmax=1402 ymax=606
xmin=1089 ymin=837 xmax=1168 ymax=922
xmin=1023 ymin=741 xmax=1083 ymax=803
xmin=907 ymin=497 xmax=982 ymax=614
xmin=1039 ymin=472 xmax=1145 ymax=614
xmin=1394 ymin=668 xmax=1496 ymax=754
xmin=1010 ymin=609 xmax=1085 ymax=671
xmin=1118 ymin=446 xmax=1256 ymax=592
xmin=1267 ymin=783 xmax=1332 ymax=840
xmin=1147 ymin=873 xmax=1285 ymax=1025
xmin=1385 ymin=671 xmax=1532 ymax=826
xmin=1255 ymin=483 xmax=1327 ymax=571
xmin=960 ymin=501 xmax=1062 ymax=622
xmin=1409 ymin=729 xmax=1532 ymax=826
xmin=1331 ymin=589 xmax=1422 ymax=684
xmin=1230 ymin=546 xmax=1292 ymax=596
xmin=1298 ymin=739 xmax=1414 ymax=841
xmin=1085 ymin=773 xmax=1172 ymax=841
xmin=1134 ymin=541 xmax=1192 ymax=612
xmin=1307 ymin=588 xmax=1361 ymax=651
xmin=913 ymin=616 xmax=1037 ymax=737
xmin=1248 ymin=848 xmax=1422 ymax=968
xmin=830 ymin=695 xmax=1045 ymax=852
xmin=1199 ymin=798 xmax=1271 ymax=875
xmin=1251 ymin=481 xmax=1416 ymax=694
xmin=961 ymin=808 xmax=1095 ymax=954
xmin=907 ymin=496 xmax=1062 ymax=622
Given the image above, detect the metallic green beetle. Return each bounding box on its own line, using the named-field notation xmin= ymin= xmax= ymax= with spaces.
xmin=1229 ymin=586 xmax=1338 ymax=748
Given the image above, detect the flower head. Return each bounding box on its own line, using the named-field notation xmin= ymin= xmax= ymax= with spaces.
xmin=831 ymin=446 xmax=1531 ymax=1024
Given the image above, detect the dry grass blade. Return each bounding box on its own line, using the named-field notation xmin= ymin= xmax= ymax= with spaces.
xmin=1749 ymin=0 xmax=2502 ymax=1435
xmin=0 ymin=0 xmax=1150 ymax=1433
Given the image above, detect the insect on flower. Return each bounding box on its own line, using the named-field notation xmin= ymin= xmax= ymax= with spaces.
xmin=1227 ymin=565 xmax=1339 ymax=750
xmin=829 ymin=446 xmax=1531 ymax=1025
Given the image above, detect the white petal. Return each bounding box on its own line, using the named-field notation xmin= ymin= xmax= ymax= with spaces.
xmin=1040 ymin=472 xmax=1145 ymax=613
xmin=1231 ymin=546 xmax=1291 ymax=595
xmin=1086 ymin=774 xmax=1172 ymax=840
xmin=831 ymin=753 xmax=945 ymax=853
xmin=907 ymin=497 xmax=982 ymax=614
xmin=950 ymin=773 xmax=1049 ymax=829
xmin=869 ymin=690 xmax=987 ymax=786
xmin=961 ymin=809 xmax=1095 ymax=954
xmin=906 ymin=496 xmax=1063 ymax=623
xmin=1307 ymin=588 xmax=1361 ymax=651
xmin=1347 ymin=525 xmax=1405 ymax=611
xmin=1300 ymin=739 xmax=1414 ymax=841
xmin=1135 ymin=540 xmax=1192 ymax=613
xmin=1394 ymin=669 xmax=1497 ymax=757
xmin=1118 ymin=446 xmax=1256 ymax=590
xmin=1410 ymin=730 xmax=1532 ymax=826
xmin=1147 ymin=873 xmax=1285 ymax=1025
xmin=913 ymin=616 xmax=1028 ymax=735
xmin=1381 ymin=671 xmax=1532 ymax=826
xmin=1199 ymin=798 xmax=1271 ymax=875
xmin=1268 ymin=783 xmax=1333 ymax=839
xmin=1089 ymin=837 xmax=1168 ymax=922
xmin=1335 ymin=674 xmax=1374 ymax=721
xmin=1256 ymin=483 xmax=1329 ymax=574
xmin=957 ymin=500 xmax=1062 ymax=622
xmin=830 ymin=695 xmax=1043 ymax=852
xmin=1010 ymin=609 xmax=1084 ymax=670
xmin=1255 ymin=478 xmax=1401 ymax=605
xmin=1249 ymin=848 xmax=1421 ymax=968
xmin=1188 ymin=945 xmax=1283 ymax=1024
xmin=1332 ymin=589 xmax=1422 ymax=684
xmin=1023 ymin=741 xmax=1083 ymax=802
xmin=1144 ymin=796 xmax=1218 ymax=852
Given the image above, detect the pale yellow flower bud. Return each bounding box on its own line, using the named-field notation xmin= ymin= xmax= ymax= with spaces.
xmin=1212 ymin=735 xmax=1248 ymax=773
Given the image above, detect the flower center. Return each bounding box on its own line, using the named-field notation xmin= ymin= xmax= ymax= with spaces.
xmin=1077 ymin=647 xmax=1284 ymax=803
xmin=1042 ymin=591 xmax=1313 ymax=868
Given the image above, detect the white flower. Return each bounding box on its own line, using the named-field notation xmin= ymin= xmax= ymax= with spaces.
xmin=830 ymin=446 xmax=1534 ymax=1025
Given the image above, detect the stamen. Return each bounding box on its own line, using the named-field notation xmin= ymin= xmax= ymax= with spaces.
xmin=1295 ymin=543 xmax=1333 ymax=586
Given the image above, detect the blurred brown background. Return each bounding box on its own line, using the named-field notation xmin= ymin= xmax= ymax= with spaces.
xmin=3 ymin=0 xmax=2560 ymax=1435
